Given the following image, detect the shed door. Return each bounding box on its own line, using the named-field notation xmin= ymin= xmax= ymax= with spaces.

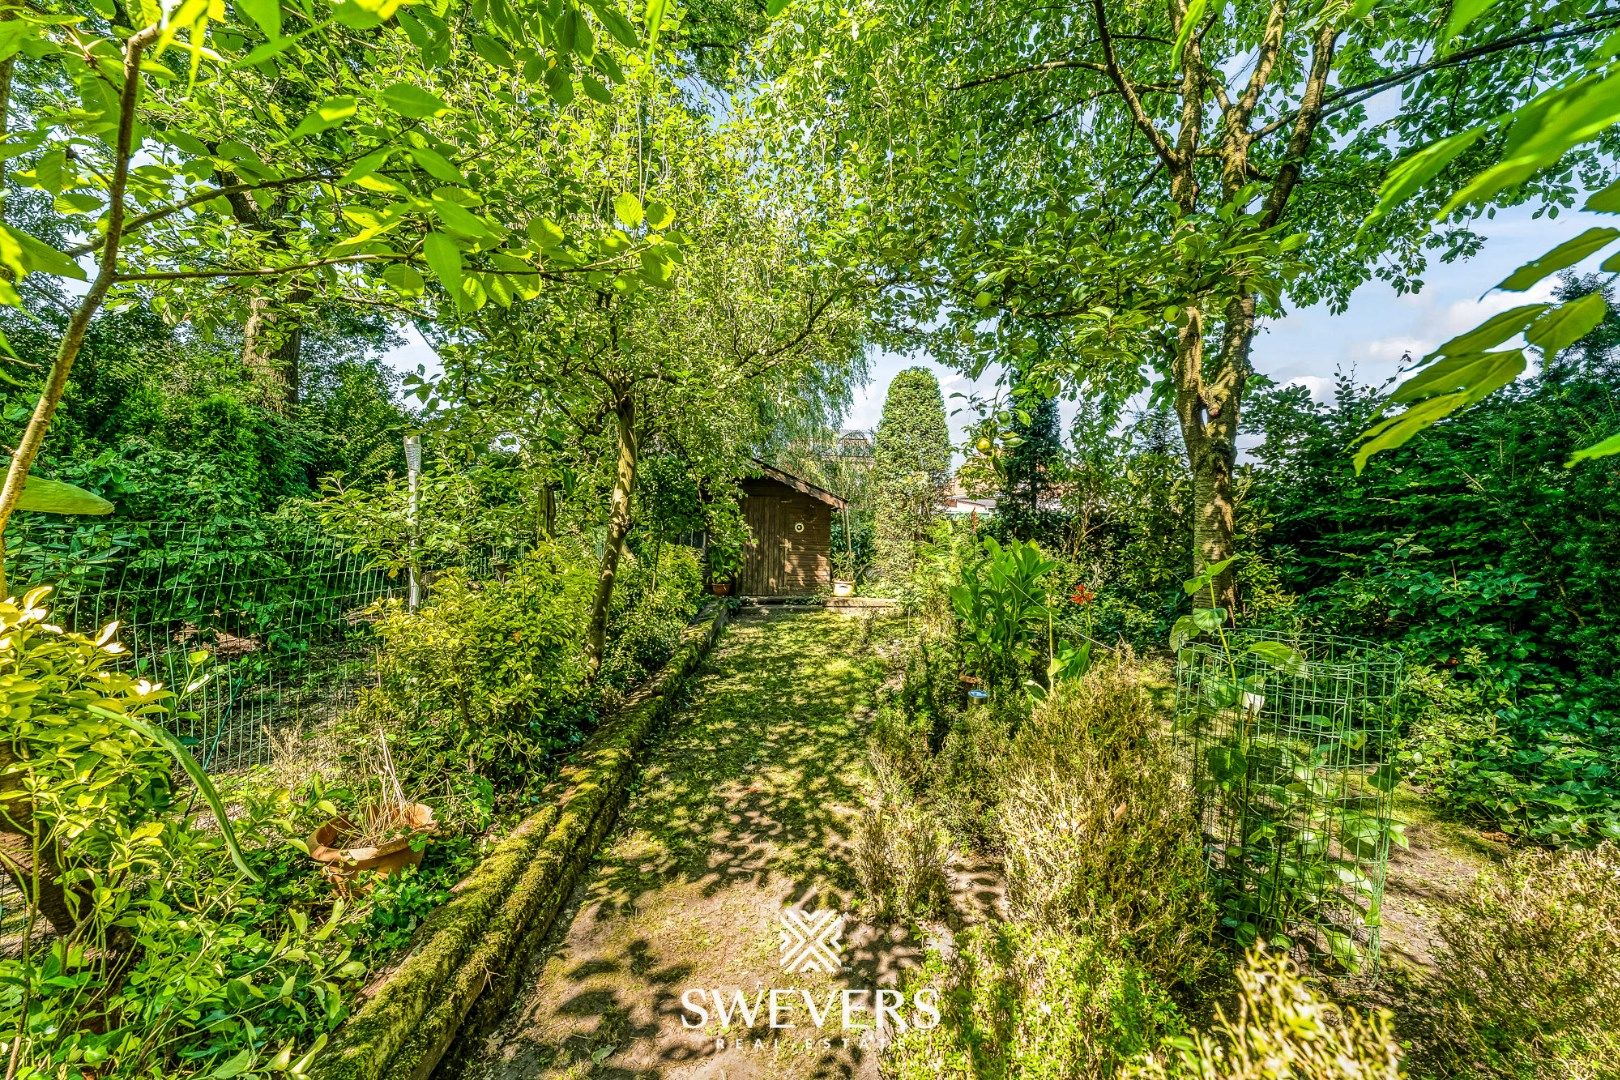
xmin=740 ymin=495 xmax=788 ymax=596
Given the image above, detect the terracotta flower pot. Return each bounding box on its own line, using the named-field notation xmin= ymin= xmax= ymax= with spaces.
xmin=709 ymin=581 xmax=733 ymax=596
xmin=309 ymin=802 xmax=435 ymax=887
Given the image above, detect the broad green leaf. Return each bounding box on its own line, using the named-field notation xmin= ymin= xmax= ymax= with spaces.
xmin=1352 ymin=351 xmax=1526 ymax=474
xmin=236 ymin=0 xmax=281 ymax=38
xmin=587 ymin=0 xmax=639 ymax=46
xmin=289 ymin=95 xmax=357 ymax=139
xmin=1424 ymin=303 xmax=1546 ymax=359
xmin=639 ymin=247 xmax=674 ymax=286
xmin=1525 ymin=291 xmax=1607 ymax=357
xmin=1393 ymin=349 xmax=1525 ymax=404
xmin=408 ymin=145 xmax=463 ymax=183
xmin=0 ymin=225 xmax=87 ymax=281
xmin=1366 ymin=127 xmax=1485 ymax=225
xmin=1567 ymin=430 xmax=1620 ymax=467
xmin=766 ymin=0 xmax=790 ymax=13
xmin=1170 ymin=0 xmax=1209 ymax=72
xmin=471 ymin=33 xmax=512 ymax=67
xmin=1442 ymin=0 xmax=1492 ymax=40
xmin=423 ymin=231 xmax=463 ymax=295
xmin=614 ymin=192 xmax=644 ymax=228
xmin=382 ymin=263 xmax=425 ymax=297
xmin=1245 ymin=640 xmax=1308 ymax=678
xmin=16 ymin=475 xmax=114 ymax=515
xmin=645 ymin=198 xmax=674 ymax=229
xmin=1585 ymin=177 xmax=1620 ymax=213
xmin=580 ymin=74 xmax=612 ymax=104
xmin=380 ymin=82 xmax=447 ymax=118
xmin=544 ymin=65 xmax=575 ymax=105
xmin=1496 ymin=227 xmax=1620 ymax=291
xmin=645 ymin=0 xmax=668 ymax=55
xmin=431 ymin=195 xmax=501 ymax=240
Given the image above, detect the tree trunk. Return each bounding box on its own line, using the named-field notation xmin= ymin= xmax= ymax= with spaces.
xmin=585 ymin=392 xmax=638 ymax=676
xmin=0 ymin=741 xmax=86 ymax=937
xmin=239 ymin=287 xmax=308 ymax=409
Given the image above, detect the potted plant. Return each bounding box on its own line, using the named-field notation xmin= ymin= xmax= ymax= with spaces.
xmin=704 ymin=506 xmax=748 ymax=595
xmin=831 ymin=550 xmax=857 ymax=597
xmin=309 ymin=735 xmax=434 ymax=889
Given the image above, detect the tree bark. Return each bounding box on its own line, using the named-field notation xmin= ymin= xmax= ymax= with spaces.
xmin=0 ymin=742 xmax=86 ymax=937
xmin=584 ymin=391 xmax=638 ymax=676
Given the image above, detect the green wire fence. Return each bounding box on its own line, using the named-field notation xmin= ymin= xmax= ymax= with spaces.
xmin=1176 ymin=628 xmax=1403 ymax=971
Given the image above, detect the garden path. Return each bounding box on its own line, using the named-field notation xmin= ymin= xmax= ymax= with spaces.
xmin=454 ymin=607 xmax=999 ymax=1080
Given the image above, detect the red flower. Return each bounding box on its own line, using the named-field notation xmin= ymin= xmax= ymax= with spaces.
xmin=1069 ymin=584 xmax=1096 ymax=606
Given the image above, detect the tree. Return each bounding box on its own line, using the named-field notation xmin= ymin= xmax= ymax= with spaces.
xmin=412 ymin=78 xmax=865 ymax=673
xmin=0 ymin=0 xmax=667 ymax=600
xmin=755 ymin=0 xmax=1620 ymax=608
xmin=872 ymin=366 xmax=951 ymax=579
xmin=998 ymin=370 xmax=1063 ymax=543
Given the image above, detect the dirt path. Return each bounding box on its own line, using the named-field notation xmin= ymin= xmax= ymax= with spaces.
xmin=455 ymin=608 xmax=973 ymax=1080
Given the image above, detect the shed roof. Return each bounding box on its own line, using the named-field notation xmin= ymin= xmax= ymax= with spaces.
xmin=749 ymin=460 xmax=849 ymax=510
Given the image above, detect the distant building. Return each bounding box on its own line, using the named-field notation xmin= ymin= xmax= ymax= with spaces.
xmin=736 ymin=462 xmax=848 ymax=596
xmin=939 ymin=480 xmax=997 ymax=518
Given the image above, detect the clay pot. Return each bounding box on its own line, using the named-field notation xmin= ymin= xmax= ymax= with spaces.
xmin=309 ymin=802 xmax=435 ymax=887
xmin=709 ymin=581 xmax=733 ymax=596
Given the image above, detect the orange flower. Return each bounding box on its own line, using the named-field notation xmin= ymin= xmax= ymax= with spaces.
xmin=1069 ymin=584 xmax=1096 ymax=606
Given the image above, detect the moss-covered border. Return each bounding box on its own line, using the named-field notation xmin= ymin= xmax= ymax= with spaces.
xmin=310 ymin=603 xmax=732 ymax=1080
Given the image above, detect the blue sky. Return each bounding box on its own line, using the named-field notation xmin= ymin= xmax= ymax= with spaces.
xmin=384 ymin=203 xmax=1610 ymax=448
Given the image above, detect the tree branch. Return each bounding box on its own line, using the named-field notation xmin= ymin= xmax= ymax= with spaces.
xmin=1087 ymin=0 xmax=1179 ymax=170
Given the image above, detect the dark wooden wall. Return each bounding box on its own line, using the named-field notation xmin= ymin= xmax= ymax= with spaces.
xmin=738 ymin=477 xmax=832 ymax=596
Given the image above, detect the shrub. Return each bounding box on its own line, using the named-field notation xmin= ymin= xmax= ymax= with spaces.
xmin=1419 ymin=843 xmax=1620 ymax=1080
xmin=600 ymin=543 xmax=704 ymax=689
xmin=999 ymin=658 xmax=1219 ymax=990
xmin=1129 ymin=948 xmax=1402 ymax=1080
xmin=883 ymin=923 xmax=1183 ymax=1080
xmin=360 ymin=542 xmax=596 ymax=794
xmin=933 ymin=702 xmax=1014 ymax=847
xmin=852 ymin=749 xmax=951 ymax=920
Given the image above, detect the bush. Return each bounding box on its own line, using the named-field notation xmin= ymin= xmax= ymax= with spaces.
xmin=360 ymin=543 xmax=596 ymax=795
xmin=1419 ymin=843 xmax=1620 ymax=1080
xmin=1129 ymin=948 xmax=1402 ymax=1080
xmin=883 ymin=923 xmax=1184 ymax=1080
xmin=852 ymin=748 xmax=951 ymax=920
xmin=600 ymin=543 xmax=704 ymax=689
xmin=933 ymin=702 xmax=1015 ymax=846
xmin=998 ymin=658 xmax=1218 ymax=990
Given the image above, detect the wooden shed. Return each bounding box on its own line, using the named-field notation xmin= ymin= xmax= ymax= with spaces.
xmin=737 ymin=462 xmax=847 ymax=597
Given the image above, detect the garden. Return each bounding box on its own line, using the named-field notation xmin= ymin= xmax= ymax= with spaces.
xmin=0 ymin=0 xmax=1617 ymax=1077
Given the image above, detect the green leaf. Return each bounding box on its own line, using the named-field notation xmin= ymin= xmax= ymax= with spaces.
xmin=289 ymin=95 xmax=357 ymax=138
xmin=543 ymin=65 xmax=575 ymax=105
xmin=408 ymin=145 xmax=463 ymax=183
xmin=1525 ymin=291 xmax=1607 ymax=357
xmin=16 ymin=475 xmax=114 ymax=515
xmin=431 ymin=195 xmax=501 ymax=240
xmin=1586 ymin=177 xmax=1620 ymax=213
xmin=645 ymin=198 xmax=674 ymax=229
xmin=380 ymin=82 xmax=447 ymax=118
xmin=236 ymin=0 xmax=281 ymax=38
xmin=382 ymin=262 xmax=424 ymax=297
xmin=1170 ymin=614 xmax=1199 ymax=652
xmin=645 ymin=0 xmax=668 ymax=55
xmin=1170 ymin=0 xmax=1209 ymax=71
xmin=1424 ymin=303 xmax=1546 ymax=360
xmin=1496 ymin=227 xmax=1620 ymax=291
xmin=1366 ymin=126 xmax=1486 ymax=226
xmin=1393 ymin=349 xmax=1526 ymax=404
xmin=0 ymin=226 xmax=87 ymax=282
xmin=588 ymin=0 xmax=639 ymax=46
xmin=614 ymin=192 xmax=644 ymax=228
xmin=470 ymin=33 xmax=512 ymax=67
xmin=88 ymin=705 xmax=257 ymax=882
xmin=1441 ymin=0 xmax=1493 ymax=40
xmin=638 ymin=247 xmax=674 ymax=286
xmin=1245 ymin=640 xmax=1308 ymax=678
xmin=1567 ymin=430 xmax=1620 ymax=467
xmin=423 ymin=232 xmax=463 ymax=295
xmin=580 ymin=74 xmax=612 ymax=104
xmin=766 ymin=0 xmax=790 ymax=13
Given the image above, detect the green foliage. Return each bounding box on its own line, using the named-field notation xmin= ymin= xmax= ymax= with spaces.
xmin=873 ymin=368 xmax=952 ymax=581
xmin=599 ymin=543 xmax=704 ymax=688
xmin=359 ymin=545 xmax=597 ymax=793
xmin=1000 ymin=659 xmax=1219 ymax=990
xmin=948 ymin=535 xmax=1057 ymax=691
xmin=1418 ymin=844 xmax=1620 ymax=1080
xmin=884 ymin=924 xmax=1185 ymax=1080
xmin=851 ymin=746 xmax=952 ymax=920
xmin=1248 ymin=354 xmax=1620 ymax=843
xmin=1129 ymin=949 xmax=1402 ymax=1080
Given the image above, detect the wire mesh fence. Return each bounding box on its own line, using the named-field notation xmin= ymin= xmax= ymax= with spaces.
xmin=7 ymin=515 xmax=407 ymax=772
xmin=1175 ymin=628 xmax=1403 ymax=970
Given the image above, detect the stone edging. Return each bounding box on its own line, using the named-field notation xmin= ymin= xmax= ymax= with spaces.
xmin=310 ymin=602 xmax=732 ymax=1080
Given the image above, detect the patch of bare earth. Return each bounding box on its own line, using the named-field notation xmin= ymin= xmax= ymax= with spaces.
xmin=454 ymin=609 xmax=996 ymax=1080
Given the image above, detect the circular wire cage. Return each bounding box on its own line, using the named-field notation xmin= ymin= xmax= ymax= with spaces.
xmin=1175 ymin=628 xmax=1403 ymax=970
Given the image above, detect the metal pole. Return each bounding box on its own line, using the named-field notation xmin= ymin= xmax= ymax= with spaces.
xmin=405 ymin=434 xmax=421 ymax=611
